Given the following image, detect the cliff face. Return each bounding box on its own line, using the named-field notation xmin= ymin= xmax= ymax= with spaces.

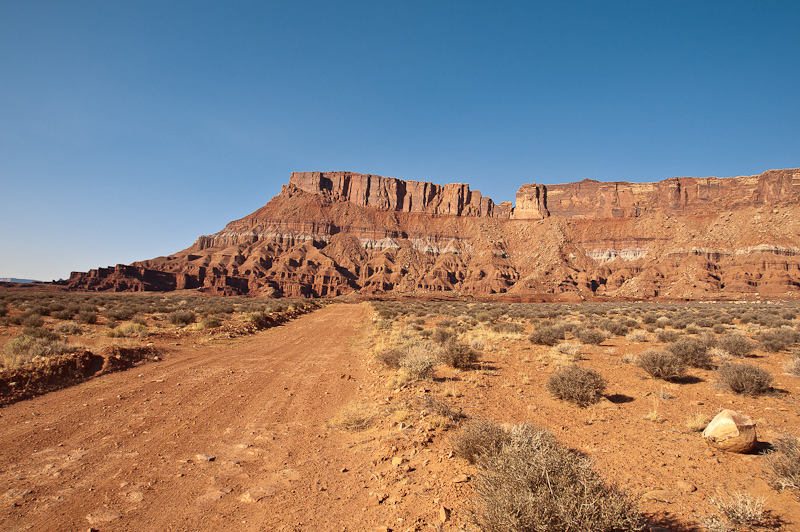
xmin=62 ymin=168 xmax=800 ymax=300
xmin=512 ymin=169 xmax=800 ymax=219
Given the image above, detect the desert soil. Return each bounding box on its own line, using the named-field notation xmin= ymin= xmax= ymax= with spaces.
xmin=1 ymin=302 xmax=799 ymax=531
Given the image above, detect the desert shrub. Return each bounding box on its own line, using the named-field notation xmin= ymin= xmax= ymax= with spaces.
xmin=715 ymin=334 xmax=755 ymax=358
xmin=785 ymin=350 xmax=800 ymax=376
xmin=106 ymin=323 xmax=148 ymax=338
xmin=635 ymin=349 xmax=687 ymax=381
xmin=490 ymin=322 xmax=525 ymax=334
xmin=375 ymin=348 xmax=403 ymax=369
xmin=376 ymin=308 xmax=397 ymax=320
xmin=451 ymin=418 xmax=510 ymax=464
xmin=706 ymin=493 xmax=766 ymax=531
xmin=104 ymin=306 xmax=136 ymax=321
xmin=654 ymin=328 xmax=681 ymax=343
xmin=711 ymin=323 xmax=727 ymax=335
xmin=2 ymin=334 xmax=77 ymax=368
xmin=764 ymin=432 xmax=800 ymax=491
xmin=76 ymin=310 xmax=97 ymax=325
xmin=420 ymin=396 xmax=463 ymax=424
xmin=21 ymin=314 xmax=44 ymax=328
xmin=472 ymin=423 xmax=643 ymax=532
xmin=717 ymin=362 xmax=773 ymax=396
xmin=438 ymin=339 xmax=479 ymax=369
xmin=328 ymin=402 xmax=376 ymax=432
xmin=51 ymin=309 xmax=75 ymax=320
xmin=685 ymin=412 xmax=712 ymax=433
xmin=625 ymin=330 xmax=648 ymax=342
xmin=55 ymin=321 xmax=82 ymax=335
xmin=399 ymin=346 xmax=435 ymax=381
xmin=168 ymin=310 xmax=196 ymax=326
xmin=551 ymin=343 xmax=581 ymax=360
xmin=475 ymin=312 xmax=492 ymax=322
xmin=431 ymin=328 xmax=455 ymax=344
xmin=528 ymin=325 xmax=565 ymax=346
xmin=546 ymin=366 xmax=606 ymax=407
xmin=575 ymin=328 xmax=607 ymax=345
xmin=199 ymin=316 xmax=222 ymax=329
xmin=684 ymin=323 xmax=701 ymax=335
xmin=756 ymin=327 xmax=799 ymax=353
xmin=665 ymin=337 xmax=713 ymax=369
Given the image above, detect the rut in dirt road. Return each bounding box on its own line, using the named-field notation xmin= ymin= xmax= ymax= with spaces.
xmin=0 ymin=303 xmax=377 ymax=532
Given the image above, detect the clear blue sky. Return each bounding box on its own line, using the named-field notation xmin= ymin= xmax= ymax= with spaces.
xmin=1 ymin=1 xmax=798 ymax=281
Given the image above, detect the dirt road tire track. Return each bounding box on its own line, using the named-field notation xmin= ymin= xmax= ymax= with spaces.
xmin=0 ymin=303 xmax=379 ymax=531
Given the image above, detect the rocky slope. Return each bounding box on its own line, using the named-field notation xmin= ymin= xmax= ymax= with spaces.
xmin=61 ymin=169 xmax=800 ymax=300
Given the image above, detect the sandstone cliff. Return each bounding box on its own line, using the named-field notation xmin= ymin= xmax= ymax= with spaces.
xmin=62 ymin=169 xmax=800 ymax=300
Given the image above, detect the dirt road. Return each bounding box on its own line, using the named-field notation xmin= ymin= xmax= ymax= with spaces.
xmin=0 ymin=303 xmax=387 ymax=531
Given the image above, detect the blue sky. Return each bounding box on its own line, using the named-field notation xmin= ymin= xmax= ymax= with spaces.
xmin=1 ymin=1 xmax=798 ymax=281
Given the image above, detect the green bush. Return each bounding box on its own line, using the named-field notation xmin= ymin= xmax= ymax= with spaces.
xmin=546 ymin=366 xmax=606 ymax=407
xmin=635 ymin=349 xmax=687 ymax=381
xmin=472 ymin=423 xmax=643 ymax=532
xmin=717 ymin=362 xmax=773 ymax=396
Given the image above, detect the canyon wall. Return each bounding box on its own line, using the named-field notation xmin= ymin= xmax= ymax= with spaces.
xmin=60 ymin=168 xmax=800 ymax=300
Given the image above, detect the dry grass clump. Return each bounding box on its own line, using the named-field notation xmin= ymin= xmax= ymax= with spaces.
xmin=375 ymin=347 xmax=404 ymax=369
xmin=168 ymin=310 xmax=196 ymax=326
xmin=764 ymin=432 xmax=800 ymax=491
xmin=685 ymin=411 xmax=713 ymax=432
xmin=328 ymin=401 xmax=377 ymax=432
xmin=398 ymin=345 xmax=435 ymax=381
xmin=704 ymin=492 xmax=766 ymax=532
xmin=451 ymin=418 xmax=511 ymax=464
xmin=784 ymin=349 xmax=800 ymax=376
xmin=545 ymin=366 xmax=606 ymax=407
xmin=717 ymin=362 xmax=773 ymax=396
xmin=575 ymin=327 xmax=608 ymax=345
xmin=715 ymin=334 xmax=755 ymax=358
xmin=528 ymin=325 xmax=566 ymax=346
xmin=2 ymin=334 xmax=78 ymax=368
xmin=438 ymin=339 xmax=480 ymax=369
xmin=654 ymin=328 xmax=681 ymax=343
xmin=625 ymin=330 xmax=648 ymax=342
xmin=106 ymin=322 xmax=148 ymax=338
xmin=635 ymin=349 xmax=687 ymax=381
xmin=471 ymin=423 xmax=643 ymax=532
xmin=756 ymin=327 xmax=800 ymax=353
xmin=665 ymin=337 xmax=713 ymax=369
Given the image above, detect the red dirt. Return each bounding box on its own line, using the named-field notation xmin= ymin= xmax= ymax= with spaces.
xmin=2 ymin=303 xmax=799 ymax=531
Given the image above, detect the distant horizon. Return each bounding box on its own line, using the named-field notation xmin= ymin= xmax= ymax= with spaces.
xmin=2 ymin=2 xmax=798 ymax=280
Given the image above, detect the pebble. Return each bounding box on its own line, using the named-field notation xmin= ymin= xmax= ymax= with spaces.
xmin=676 ymin=480 xmax=697 ymax=493
xmin=196 ymin=454 xmax=216 ymax=462
xmin=452 ymin=474 xmax=469 ymax=483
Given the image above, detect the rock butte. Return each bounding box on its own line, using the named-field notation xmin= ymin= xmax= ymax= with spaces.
xmin=61 ymin=168 xmax=800 ymax=300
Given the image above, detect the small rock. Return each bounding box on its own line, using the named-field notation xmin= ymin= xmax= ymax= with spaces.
xmin=676 ymin=480 xmax=697 ymax=493
xmin=86 ymin=509 xmax=121 ymax=525
xmin=702 ymin=409 xmax=757 ymax=453
xmin=240 ymin=486 xmax=277 ymax=502
xmin=196 ymin=454 xmax=216 ymax=462
xmin=391 ymin=457 xmax=407 ymax=467
xmin=596 ymin=398 xmax=618 ymax=410
xmin=452 ymin=474 xmax=469 ymax=483
xmin=439 ymin=505 xmax=450 ymax=523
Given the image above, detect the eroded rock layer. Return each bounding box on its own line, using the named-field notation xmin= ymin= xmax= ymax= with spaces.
xmin=62 ymin=169 xmax=800 ymax=300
